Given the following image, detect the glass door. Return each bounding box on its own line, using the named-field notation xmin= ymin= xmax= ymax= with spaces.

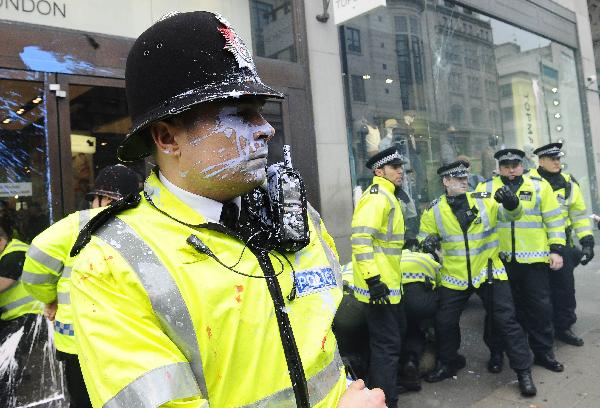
xmin=55 ymin=75 xmax=145 ymax=214
xmin=0 ymin=69 xmax=58 ymax=242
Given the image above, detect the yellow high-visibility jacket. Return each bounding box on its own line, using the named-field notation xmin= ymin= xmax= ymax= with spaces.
xmin=528 ymin=169 xmax=593 ymax=244
xmin=351 ymin=176 xmax=405 ymax=303
xmin=0 ymin=239 xmax=43 ymax=321
xmin=22 ymin=208 xmax=101 ymax=354
xmin=71 ymin=171 xmax=347 ymax=408
xmin=477 ymin=175 xmax=566 ymax=263
xmin=400 ymin=249 xmax=441 ymax=289
xmin=418 ymin=192 xmax=523 ymax=290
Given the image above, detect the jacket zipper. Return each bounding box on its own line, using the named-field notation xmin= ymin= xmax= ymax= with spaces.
xmin=510 ymin=221 xmax=516 ymax=262
xmin=463 ymin=230 xmax=472 ymax=287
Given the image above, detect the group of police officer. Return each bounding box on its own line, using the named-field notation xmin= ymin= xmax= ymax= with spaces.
xmin=349 ymin=142 xmax=595 ymax=405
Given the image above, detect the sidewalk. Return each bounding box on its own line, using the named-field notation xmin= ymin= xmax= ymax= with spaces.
xmin=397 ymin=254 xmax=600 ymax=408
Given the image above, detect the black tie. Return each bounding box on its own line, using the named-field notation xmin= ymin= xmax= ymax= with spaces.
xmin=219 ymin=201 xmax=239 ymax=230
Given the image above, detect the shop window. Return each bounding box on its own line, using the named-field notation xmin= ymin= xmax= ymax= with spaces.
xmin=340 ymin=1 xmax=591 ymax=207
xmin=249 ymin=0 xmax=296 ymax=62
xmin=346 ymin=27 xmax=362 ymax=53
xmin=351 ymin=75 xmax=366 ymax=102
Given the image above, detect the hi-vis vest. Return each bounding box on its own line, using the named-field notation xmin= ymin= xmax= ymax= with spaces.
xmin=70 ymin=172 xmax=347 ymax=408
xmin=22 ymin=209 xmax=101 ymax=354
xmin=418 ymin=193 xmax=522 ymax=290
xmin=351 ymin=176 xmax=405 ymax=303
xmin=400 ymin=250 xmax=441 ymax=289
xmin=0 ymin=239 xmax=43 ymax=321
xmin=528 ymin=169 xmax=593 ymax=244
xmin=477 ymin=175 xmax=566 ymax=263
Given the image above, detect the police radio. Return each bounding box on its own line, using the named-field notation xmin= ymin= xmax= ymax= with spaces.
xmin=237 ymin=145 xmax=310 ymax=252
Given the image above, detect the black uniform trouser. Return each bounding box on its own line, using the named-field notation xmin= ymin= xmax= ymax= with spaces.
xmin=487 ymin=261 xmax=554 ymax=356
xmin=401 ymin=283 xmax=437 ymax=363
xmin=436 ymin=281 xmax=532 ymax=371
xmin=550 ymin=246 xmax=578 ymax=331
xmin=56 ymin=350 xmax=92 ymax=408
xmin=365 ymin=302 xmax=406 ymax=408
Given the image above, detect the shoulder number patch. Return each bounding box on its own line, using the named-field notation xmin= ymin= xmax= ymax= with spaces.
xmin=472 ymin=192 xmax=491 ymax=199
xmin=370 ymin=184 xmax=379 ymax=194
xmin=519 ymin=191 xmax=533 ymax=201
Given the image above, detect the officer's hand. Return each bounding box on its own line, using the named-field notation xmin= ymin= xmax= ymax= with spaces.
xmin=421 ymin=234 xmax=441 ymax=255
xmin=549 ymin=253 xmax=563 ymax=270
xmin=338 ymin=379 xmax=387 ymax=408
xmin=44 ymin=301 xmax=57 ymax=321
xmin=365 ymin=276 xmax=390 ymax=305
xmin=580 ymin=236 xmax=595 ymax=265
xmin=494 ymin=185 xmax=519 ymax=211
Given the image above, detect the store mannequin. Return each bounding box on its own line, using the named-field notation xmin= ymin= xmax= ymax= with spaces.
xmin=379 ymin=118 xmax=398 ymax=151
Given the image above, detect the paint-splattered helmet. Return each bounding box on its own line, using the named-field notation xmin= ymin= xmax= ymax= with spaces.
xmin=118 ymin=11 xmax=284 ymax=162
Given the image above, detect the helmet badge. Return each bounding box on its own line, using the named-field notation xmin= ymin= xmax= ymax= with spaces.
xmin=216 ymin=14 xmax=256 ymax=74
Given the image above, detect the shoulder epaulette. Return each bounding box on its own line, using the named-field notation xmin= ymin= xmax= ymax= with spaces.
xmin=427 ymin=197 xmax=440 ymax=209
xmin=370 ymin=184 xmax=379 ymax=194
xmin=483 ymin=177 xmax=494 ymax=183
xmin=471 ymin=191 xmax=491 ymax=199
xmin=569 ymin=174 xmax=579 ymax=185
xmin=529 ymin=175 xmax=543 ymax=181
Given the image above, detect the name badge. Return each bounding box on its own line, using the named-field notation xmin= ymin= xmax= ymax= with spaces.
xmin=557 ymin=194 xmax=566 ymax=205
xmin=519 ymin=191 xmax=532 ymax=201
xmin=295 ymin=267 xmax=337 ymax=297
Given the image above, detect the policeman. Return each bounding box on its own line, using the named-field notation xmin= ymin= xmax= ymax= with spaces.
xmin=478 ymin=149 xmax=565 ymax=373
xmin=22 ymin=164 xmax=139 ymax=408
xmin=0 ymin=217 xmax=45 ymax=405
xmin=396 ymin=249 xmax=441 ymax=392
xmin=351 ymin=146 xmax=406 ymax=406
xmin=529 ymin=142 xmax=593 ymax=346
xmin=68 ymin=12 xmax=385 ymax=408
xmin=420 ymin=160 xmax=536 ymax=397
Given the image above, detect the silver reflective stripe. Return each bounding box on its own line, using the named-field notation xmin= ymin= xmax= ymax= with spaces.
xmin=355 ymin=252 xmax=374 ymax=261
xmin=95 ymin=217 xmax=208 ymax=399
xmin=21 ymin=270 xmax=59 ymax=284
xmin=443 ymin=229 xmax=493 ymax=243
xmin=351 ymin=227 xmax=402 ymax=241
xmin=475 ymin=199 xmax=491 ymax=230
xmin=1 ymin=295 xmax=36 ymax=311
xmin=566 ymin=181 xmax=574 ymax=206
xmin=542 ymin=208 xmax=562 ymax=218
xmin=485 ymin=180 xmax=493 ymax=194
xmin=570 ymin=209 xmax=587 ymax=217
xmin=103 ymin=362 xmax=200 ymax=408
xmin=546 ymin=219 xmax=565 ymax=228
xmin=241 ymin=350 xmax=344 ymax=408
xmin=379 ymin=189 xmax=398 ymax=241
xmin=402 ymin=257 xmax=436 ymax=277
xmin=575 ymin=226 xmax=592 ymax=234
xmin=351 ymin=238 xmax=373 ymax=246
xmin=417 ymin=232 xmax=428 ymax=240
xmin=79 ymin=210 xmax=91 ymax=231
xmin=432 ymin=202 xmax=447 ymax=239
xmin=373 ymin=246 xmax=402 ymax=256
xmin=498 ymin=221 xmax=543 ymax=229
xmin=445 ymin=241 xmax=498 ymax=257
xmin=352 ymin=226 xmax=379 ymax=236
xmin=62 ymin=266 xmax=72 ymax=279
xmin=547 ymin=232 xmax=566 ymax=239
xmin=27 ymin=244 xmax=64 ymax=273
xmin=524 ymin=208 xmax=541 ymax=216
xmin=57 ymin=292 xmax=70 ymax=305
xmin=572 ymin=214 xmax=589 ymax=222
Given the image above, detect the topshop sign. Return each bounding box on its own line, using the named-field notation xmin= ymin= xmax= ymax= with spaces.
xmin=0 ymin=0 xmax=66 ymax=18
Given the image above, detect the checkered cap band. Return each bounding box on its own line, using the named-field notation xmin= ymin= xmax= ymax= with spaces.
xmin=497 ymin=152 xmax=523 ymax=162
xmin=439 ymin=163 xmax=470 ymax=177
xmin=372 ymin=151 xmax=403 ymax=169
xmin=536 ymin=146 xmax=563 ymax=157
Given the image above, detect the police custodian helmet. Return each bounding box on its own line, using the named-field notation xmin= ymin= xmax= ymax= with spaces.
xmin=118 ymin=11 xmax=284 ymax=162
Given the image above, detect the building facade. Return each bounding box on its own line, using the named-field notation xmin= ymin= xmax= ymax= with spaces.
xmin=307 ymin=0 xmax=600 ymax=261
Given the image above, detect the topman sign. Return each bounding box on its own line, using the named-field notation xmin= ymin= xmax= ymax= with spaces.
xmin=333 ymin=0 xmax=387 ymax=25
xmin=0 ymin=0 xmax=66 ymax=18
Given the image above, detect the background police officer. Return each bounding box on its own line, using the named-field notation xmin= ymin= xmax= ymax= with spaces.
xmin=478 ymin=149 xmax=566 ymax=373
xmin=22 ymin=164 xmax=139 ymax=408
xmin=529 ymin=142 xmax=593 ymax=346
xmin=420 ymin=160 xmax=536 ymax=397
xmin=351 ymin=146 xmax=406 ymax=406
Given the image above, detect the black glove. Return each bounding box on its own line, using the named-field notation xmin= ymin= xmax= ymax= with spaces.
xmin=365 ymin=276 xmax=390 ymax=305
xmin=549 ymin=244 xmax=565 ymax=256
xmin=421 ymin=234 xmax=441 ymax=254
xmin=580 ymin=235 xmax=595 ymax=265
xmin=494 ymin=185 xmax=519 ymax=211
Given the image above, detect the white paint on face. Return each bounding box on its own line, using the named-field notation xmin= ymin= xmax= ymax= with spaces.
xmin=443 ymin=176 xmax=468 ymax=196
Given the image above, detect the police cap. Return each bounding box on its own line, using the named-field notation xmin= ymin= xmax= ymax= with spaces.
xmin=366 ymin=147 xmax=406 ymax=170
xmin=533 ymin=142 xmax=564 ymax=158
xmin=494 ymin=148 xmax=525 ymax=164
xmin=437 ymin=160 xmax=470 ymax=178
